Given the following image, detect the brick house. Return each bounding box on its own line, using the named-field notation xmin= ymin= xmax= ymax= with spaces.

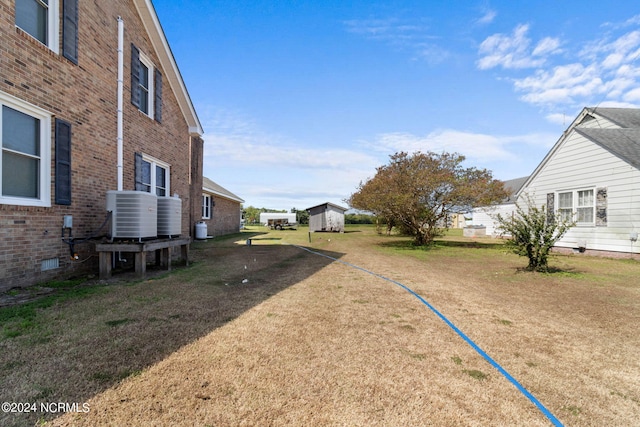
xmin=201 ymin=177 xmax=244 ymax=237
xmin=0 ymin=0 xmax=203 ymax=289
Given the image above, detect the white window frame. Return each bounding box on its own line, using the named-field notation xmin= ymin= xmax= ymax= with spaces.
xmin=138 ymin=53 xmax=155 ymax=119
xmin=14 ymin=0 xmax=60 ymax=54
xmin=141 ymin=154 xmax=169 ymax=197
xmin=202 ymin=194 xmax=212 ymax=219
xmin=0 ymin=92 xmax=52 ymax=207
xmin=557 ymin=188 xmax=595 ymax=226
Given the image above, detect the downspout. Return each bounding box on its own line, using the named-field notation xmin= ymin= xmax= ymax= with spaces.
xmin=115 ymin=17 xmax=124 ymax=268
xmin=117 ymin=17 xmax=124 ymax=191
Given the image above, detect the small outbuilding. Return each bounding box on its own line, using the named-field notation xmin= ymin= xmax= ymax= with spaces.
xmin=306 ymin=202 xmax=348 ymax=232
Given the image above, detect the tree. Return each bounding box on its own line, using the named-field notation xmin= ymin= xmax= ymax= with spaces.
xmin=494 ymin=194 xmax=575 ymax=272
xmin=243 ymin=206 xmax=261 ymax=224
xmin=291 ymin=207 xmax=309 ymax=225
xmin=347 ymin=151 xmax=508 ymax=245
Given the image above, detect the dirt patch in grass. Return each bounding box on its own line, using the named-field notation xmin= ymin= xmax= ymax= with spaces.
xmin=1 ymin=226 xmax=639 ymax=426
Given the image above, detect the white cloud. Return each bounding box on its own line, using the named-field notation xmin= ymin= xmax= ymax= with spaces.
xmin=204 ymin=133 xmax=378 ymax=172
xmin=343 ymin=18 xmax=433 ymax=45
xmin=514 ymin=63 xmax=605 ymax=105
xmin=476 ymin=9 xmax=497 ymax=25
xmin=481 ymin=22 xmax=640 ymax=112
xmin=532 ymin=37 xmax=562 ymax=56
xmin=362 ymin=129 xmax=555 ymax=163
xmin=477 ymin=24 xmax=553 ymax=70
xmin=343 ymin=17 xmax=449 ymax=65
xmin=545 ymin=113 xmax=568 ymax=126
xmin=199 ymin=107 xmax=383 ymax=208
xmin=624 ymin=87 xmax=640 ymax=102
xmin=200 ymin=107 xmax=378 ymax=171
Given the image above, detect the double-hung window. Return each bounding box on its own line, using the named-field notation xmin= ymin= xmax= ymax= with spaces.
xmin=557 ymin=189 xmax=595 ymax=225
xmin=138 ymin=58 xmax=152 ymax=116
xmin=0 ymin=93 xmax=51 ymax=207
xmin=131 ymin=45 xmax=162 ymax=122
xmin=558 ymin=192 xmax=573 ymax=222
xmin=136 ymin=153 xmax=169 ymax=197
xmin=15 ymin=0 xmax=59 ymax=53
xmin=202 ymin=194 xmax=212 ymax=219
xmin=576 ymin=190 xmax=594 ymax=223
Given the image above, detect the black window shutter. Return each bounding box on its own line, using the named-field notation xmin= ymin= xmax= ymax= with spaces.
xmin=546 ymin=193 xmax=555 ymax=225
xmin=131 ymin=44 xmax=141 ymax=108
xmin=134 ymin=152 xmax=145 ymax=191
xmin=55 ymin=119 xmax=72 ymax=205
xmin=596 ymin=187 xmax=607 ymax=226
xmin=62 ymin=0 xmax=78 ymax=64
xmin=154 ymin=68 xmax=162 ymax=123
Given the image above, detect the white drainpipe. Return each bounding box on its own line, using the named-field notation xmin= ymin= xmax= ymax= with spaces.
xmin=117 ymin=17 xmax=124 ymax=191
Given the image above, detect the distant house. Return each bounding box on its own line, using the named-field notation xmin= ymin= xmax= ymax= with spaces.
xmin=201 ymin=177 xmax=244 ymax=237
xmin=471 ymin=176 xmax=529 ymax=236
xmin=517 ymin=107 xmax=640 ymax=256
xmin=307 ymin=203 xmax=348 ymax=232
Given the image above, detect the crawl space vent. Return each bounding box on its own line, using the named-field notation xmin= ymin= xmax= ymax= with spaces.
xmin=41 ymin=258 xmax=60 ymax=271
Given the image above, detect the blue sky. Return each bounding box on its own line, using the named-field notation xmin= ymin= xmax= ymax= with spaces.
xmin=153 ymin=0 xmax=640 ymax=210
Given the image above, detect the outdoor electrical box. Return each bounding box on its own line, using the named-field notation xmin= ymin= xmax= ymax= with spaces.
xmin=63 ymin=215 xmax=73 ymax=229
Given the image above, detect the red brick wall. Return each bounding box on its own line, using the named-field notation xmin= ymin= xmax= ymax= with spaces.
xmin=203 ymin=196 xmax=242 ymax=237
xmin=0 ymin=0 xmax=201 ymax=289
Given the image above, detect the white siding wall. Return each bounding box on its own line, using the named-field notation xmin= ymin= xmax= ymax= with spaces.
xmin=325 ymin=206 xmax=345 ymax=232
xmin=578 ymin=115 xmax=619 ymax=129
xmin=472 ymin=204 xmax=517 ymax=236
xmin=523 ymin=131 xmax=640 ymax=254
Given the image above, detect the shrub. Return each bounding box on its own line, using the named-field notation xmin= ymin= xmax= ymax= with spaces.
xmin=495 ymin=195 xmax=575 ymax=272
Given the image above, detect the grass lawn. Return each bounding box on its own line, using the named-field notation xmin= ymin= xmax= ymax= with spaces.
xmin=1 ymin=225 xmax=639 ymax=426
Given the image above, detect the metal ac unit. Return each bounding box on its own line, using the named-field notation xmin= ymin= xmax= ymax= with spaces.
xmin=157 ymin=197 xmax=182 ymax=237
xmin=106 ymin=190 xmax=157 ymax=240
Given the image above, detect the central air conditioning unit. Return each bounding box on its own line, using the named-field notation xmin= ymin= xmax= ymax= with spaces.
xmin=157 ymin=196 xmax=182 ymax=237
xmin=106 ymin=190 xmax=157 ymax=241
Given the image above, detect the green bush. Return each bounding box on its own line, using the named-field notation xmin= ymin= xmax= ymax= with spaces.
xmin=495 ymin=195 xmax=575 ymax=272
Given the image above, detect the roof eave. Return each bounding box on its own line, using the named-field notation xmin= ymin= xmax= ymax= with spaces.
xmin=516 ymin=107 xmax=592 ymax=198
xmin=133 ymin=0 xmax=203 ymax=136
xmin=203 ymin=186 xmax=244 ymax=203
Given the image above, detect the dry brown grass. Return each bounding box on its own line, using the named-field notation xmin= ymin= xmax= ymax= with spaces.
xmin=1 ymin=226 xmax=639 ymax=426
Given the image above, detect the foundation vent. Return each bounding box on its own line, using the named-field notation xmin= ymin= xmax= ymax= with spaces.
xmin=41 ymin=258 xmax=60 ymax=271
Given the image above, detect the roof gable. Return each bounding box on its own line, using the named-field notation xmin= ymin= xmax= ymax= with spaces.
xmin=132 ymin=0 xmax=202 ymax=135
xmin=585 ymin=107 xmax=640 ymax=128
xmin=575 ymin=128 xmax=640 ymax=169
xmin=517 ymin=107 xmax=640 ymax=197
xmin=306 ymin=202 xmax=348 ymax=212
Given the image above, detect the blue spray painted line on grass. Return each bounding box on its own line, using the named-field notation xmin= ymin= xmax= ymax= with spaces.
xmin=293 ymin=244 xmax=563 ymax=427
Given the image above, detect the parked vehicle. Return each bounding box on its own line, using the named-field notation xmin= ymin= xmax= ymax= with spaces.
xmin=259 ymin=213 xmax=297 ymax=230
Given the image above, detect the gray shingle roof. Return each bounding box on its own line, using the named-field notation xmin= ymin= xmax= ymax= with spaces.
xmin=502 ymin=176 xmax=529 ymax=202
xmin=586 ymin=107 xmax=640 ymax=128
xmin=575 ymin=128 xmax=640 ymax=169
xmin=203 ymin=177 xmax=244 ymax=203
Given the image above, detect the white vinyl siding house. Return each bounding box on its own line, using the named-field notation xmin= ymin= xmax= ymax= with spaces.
xmin=472 ymin=176 xmax=528 ymax=236
xmin=518 ymin=108 xmax=640 ymax=255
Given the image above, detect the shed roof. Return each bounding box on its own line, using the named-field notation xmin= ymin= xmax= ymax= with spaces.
xmin=306 ymin=202 xmax=348 ymax=212
xmin=574 ymin=128 xmax=640 ymax=170
xmin=203 ymin=177 xmax=244 ymax=203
